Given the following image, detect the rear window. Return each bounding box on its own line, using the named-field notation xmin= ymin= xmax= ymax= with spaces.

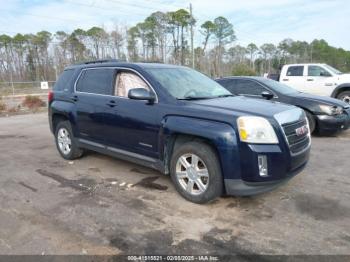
xmin=54 ymin=69 xmax=74 ymax=91
xmin=286 ymin=66 xmax=304 ymax=76
xmin=76 ymin=69 xmax=114 ymax=95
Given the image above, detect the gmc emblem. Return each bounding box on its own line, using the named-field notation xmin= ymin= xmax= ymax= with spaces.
xmin=295 ymin=125 xmax=308 ymax=136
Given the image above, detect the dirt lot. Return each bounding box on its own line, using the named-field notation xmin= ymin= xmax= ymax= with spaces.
xmin=0 ymin=113 xmax=349 ymax=256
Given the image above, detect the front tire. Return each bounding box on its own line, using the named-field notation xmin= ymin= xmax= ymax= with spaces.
xmin=55 ymin=121 xmax=84 ymax=160
xmin=337 ymin=91 xmax=350 ymax=104
xmin=170 ymin=141 xmax=223 ymax=204
xmin=305 ymin=111 xmax=316 ymax=134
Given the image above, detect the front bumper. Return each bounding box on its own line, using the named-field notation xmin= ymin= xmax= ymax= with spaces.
xmin=224 ymin=161 xmax=307 ymax=196
xmin=316 ymin=112 xmax=350 ymax=133
xmin=224 ymin=117 xmax=310 ymax=196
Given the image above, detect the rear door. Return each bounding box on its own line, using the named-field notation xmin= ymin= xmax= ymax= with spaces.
xmin=281 ymin=65 xmax=306 ymax=91
xmin=74 ymin=68 xmax=115 ymax=145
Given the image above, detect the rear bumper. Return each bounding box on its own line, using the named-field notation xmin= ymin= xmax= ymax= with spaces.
xmin=225 ymin=162 xmax=307 ymax=196
xmin=316 ymin=113 xmax=350 ymax=133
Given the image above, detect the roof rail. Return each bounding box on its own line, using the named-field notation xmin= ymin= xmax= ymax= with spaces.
xmin=79 ymin=59 xmax=123 ymax=65
xmin=138 ymin=60 xmax=164 ymax=64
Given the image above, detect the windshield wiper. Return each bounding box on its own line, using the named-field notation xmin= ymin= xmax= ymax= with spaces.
xmin=177 ymin=96 xmax=214 ymax=100
xmin=177 ymin=94 xmax=234 ymax=100
xmin=216 ymin=94 xmax=234 ymax=98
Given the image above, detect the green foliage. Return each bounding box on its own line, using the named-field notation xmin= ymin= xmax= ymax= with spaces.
xmin=231 ymin=64 xmax=257 ymax=76
xmin=200 ymin=21 xmax=216 ymax=52
xmin=1 ymin=7 xmax=350 ymax=81
xmin=213 ymin=16 xmax=236 ymax=46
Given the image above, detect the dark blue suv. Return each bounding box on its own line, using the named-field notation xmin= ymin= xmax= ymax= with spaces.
xmin=49 ymin=60 xmax=311 ymax=203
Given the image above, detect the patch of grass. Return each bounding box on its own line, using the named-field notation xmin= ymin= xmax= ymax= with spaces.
xmin=21 ymin=95 xmax=46 ymax=111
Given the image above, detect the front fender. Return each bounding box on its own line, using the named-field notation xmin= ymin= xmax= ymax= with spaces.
xmin=331 ymin=83 xmax=350 ymax=98
xmin=160 ymin=116 xmax=241 ymax=180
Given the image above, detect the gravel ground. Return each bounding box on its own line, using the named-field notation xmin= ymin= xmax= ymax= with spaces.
xmin=0 ymin=113 xmax=349 ymax=256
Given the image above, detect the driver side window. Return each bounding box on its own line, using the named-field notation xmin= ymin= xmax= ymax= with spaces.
xmin=114 ymin=71 xmax=149 ymax=97
xmin=308 ymin=66 xmax=331 ymax=77
xmin=235 ymin=79 xmax=267 ymax=96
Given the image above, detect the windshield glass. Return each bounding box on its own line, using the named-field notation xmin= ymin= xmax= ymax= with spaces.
xmin=146 ymin=67 xmax=231 ymax=99
xmin=323 ymin=64 xmax=342 ymax=75
xmin=259 ymin=78 xmax=299 ymax=95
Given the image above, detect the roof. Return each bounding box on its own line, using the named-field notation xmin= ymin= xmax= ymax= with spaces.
xmin=65 ymin=59 xmax=182 ymax=70
xmin=216 ymin=76 xmax=265 ymax=81
xmin=281 ymin=63 xmax=325 ymax=66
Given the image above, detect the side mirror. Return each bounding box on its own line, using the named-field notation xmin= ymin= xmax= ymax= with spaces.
xmin=128 ymin=88 xmax=155 ymax=103
xmin=261 ymin=91 xmax=274 ymax=100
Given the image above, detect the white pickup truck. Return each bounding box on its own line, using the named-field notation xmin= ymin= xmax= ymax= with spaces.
xmin=277 ymin=63 xmax=350 ymax=104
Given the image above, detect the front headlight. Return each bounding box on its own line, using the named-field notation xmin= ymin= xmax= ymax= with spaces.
xmin=237 ymin=116 xmax=278 ymax=144
xmin=319 ymin=105 xmax=343 ymax=115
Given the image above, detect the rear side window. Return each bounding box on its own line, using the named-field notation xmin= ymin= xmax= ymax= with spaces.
xmin=54 ymin=69 xmax=74 ymax=91
xmin=286 ymin=66 xmax=304 ymax=76
xmin=76 ymin=69 xmax=114 ymax=95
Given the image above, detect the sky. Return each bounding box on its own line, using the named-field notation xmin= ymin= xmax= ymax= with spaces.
xmin=0 ymin=0 xmax=349 ymax=49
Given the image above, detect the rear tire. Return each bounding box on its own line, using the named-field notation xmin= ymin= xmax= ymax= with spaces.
xmin=337 ymin=90 xmax=350 ymax=104
xmin=305 ymin=111 xmax=316 ymax=134
xmin=55 ymin=121 xmax=84 ymax=160
xmin=170 ymin=141 xmax=223 ymax=204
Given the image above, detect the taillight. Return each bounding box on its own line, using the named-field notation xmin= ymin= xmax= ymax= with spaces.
xmin=48 ymin=90 xmax=54 ymax=103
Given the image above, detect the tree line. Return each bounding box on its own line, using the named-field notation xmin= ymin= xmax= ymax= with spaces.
xmin=1 ymin=8 xmax=350 ymax=83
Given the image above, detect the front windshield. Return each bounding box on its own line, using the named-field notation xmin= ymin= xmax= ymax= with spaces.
xmin=259 ymin=78 xmax=299 ymax=95
xmin=323 ymin=64 xmax=342 ymax=75
xmin=146 ymin=67 xmax=232 ymax=99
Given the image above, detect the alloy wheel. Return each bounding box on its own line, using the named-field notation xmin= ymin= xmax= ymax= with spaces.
xmin=175 ymin=153 xmax=209 ymax=195
xmin=57 ymin=127 xmax=72 ymax=155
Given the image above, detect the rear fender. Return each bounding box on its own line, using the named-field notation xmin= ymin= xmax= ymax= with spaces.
xmin=50 ymin=100 xmax=78 ymax=136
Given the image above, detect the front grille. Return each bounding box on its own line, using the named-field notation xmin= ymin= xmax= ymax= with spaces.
xmin=282 ymin=118 xmax=310 ymax=154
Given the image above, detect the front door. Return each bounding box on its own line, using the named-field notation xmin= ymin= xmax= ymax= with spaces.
xmin=104 ymin=69 xmax=160 ymax=159
xmin=304 ymin=65 xmax=335 ymax=96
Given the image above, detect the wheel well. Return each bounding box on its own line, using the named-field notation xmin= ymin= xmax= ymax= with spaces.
xmin=52 ymin=114 xmax=68 ymax=132
xmin=299 ymin=107 xmax=317 ymax=129
xmin=163 ymin=133 xmax=218 ymax=174
xmin=334 ymin=86 xmax=350 ymax=98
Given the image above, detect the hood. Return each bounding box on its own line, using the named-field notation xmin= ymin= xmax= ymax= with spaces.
xmin=337 ymin=73 xmax=350 ymax=82
xmin=293 ymin=92 xmax=348 ymax=108
xmin=189 ymin=96 xmax=295 ymax=118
